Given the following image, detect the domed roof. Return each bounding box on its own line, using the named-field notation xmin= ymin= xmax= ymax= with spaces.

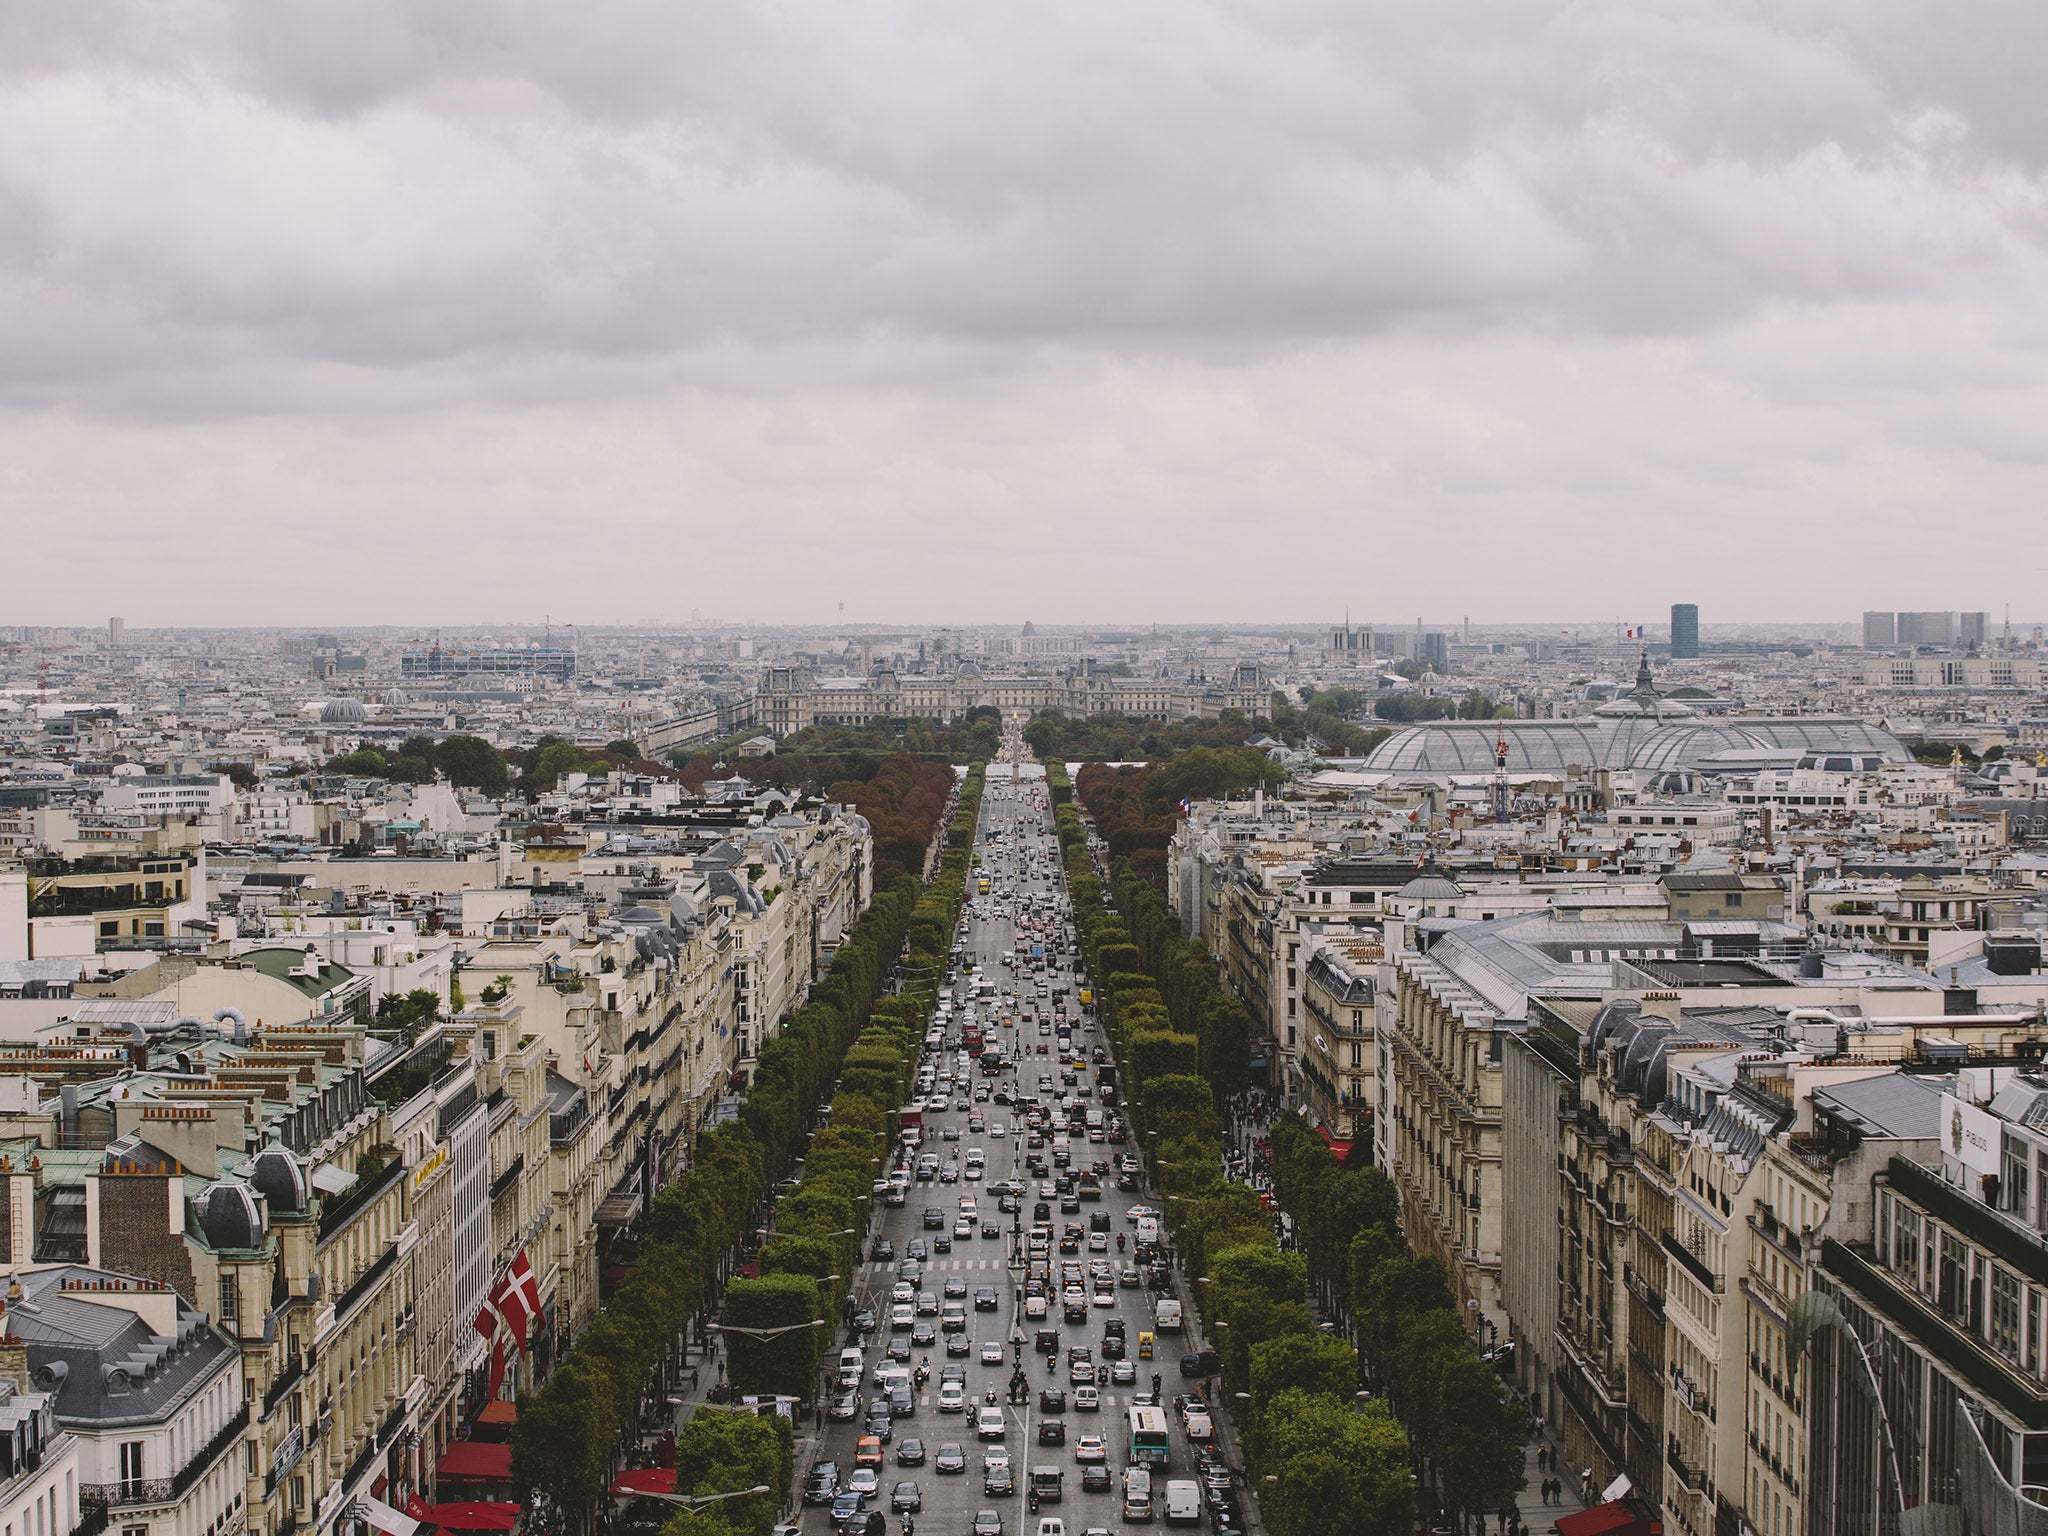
xmin=248 ymin=1147 xmax=309 ymax=1215
xmin=1399 ymin=875 xmax=1464 ymax=900
xmin=195 ymin=1182 xmax=264 ymax=1250
xmin=320 ymin=698 xmax=368 ymax=725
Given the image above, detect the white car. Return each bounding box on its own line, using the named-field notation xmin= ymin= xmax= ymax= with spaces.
xmin=977 ymin=1406 xmax=1007 ymax=1440
xmin=1073 ymin=1435 xmax=1106 ymax=1463
xmin=847 ymin=1468 xmax=880 ymax=1496
xmin=1024 ymin=1294 xmax=1047 ymax=1318
xmin=939 ymin=1383 xmax=968 ymax=1413
xmin=981 ymin=1340 xmax=1006 ymax=1363
xmin=990 ymin=1123 xmax=1008 ymax=1138
xmin=891 ymin=1304 xmax=915 ymax=1330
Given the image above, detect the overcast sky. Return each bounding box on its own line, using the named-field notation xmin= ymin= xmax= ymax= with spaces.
xmin=3 ymin=2 xmax=2043 ymax=629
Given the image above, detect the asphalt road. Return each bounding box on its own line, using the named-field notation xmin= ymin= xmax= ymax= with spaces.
xmin=801 ymin=732 xmax=1194 ymax=1536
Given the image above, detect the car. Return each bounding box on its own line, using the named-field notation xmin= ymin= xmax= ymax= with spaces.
xmin=872 ymin=1239 xmax=895 ymax=1261
xmin=864 ymin=1409 xmax=894 ymax=1442
xmin=1024 ymin=1294 xmax=1047 ymax=1318
xmin=827 ymin=1491 xmax=867 ymax=1531
xmin=984 ymin=1461 xmax=1015 ymax=1497
xmin=1126 ymin=1205 xmax=1159 ymax=1224
xmin=852 ymin=1307 xmax=877 ymax=1332
xmin=947 ymin=1332 xmax=973 ymax=1357
xmin=917 ymin=1290 xmax=939 ymax=1315
xmin=847 ymin=1465 xmax=881 ymax=1496
xmin=923 ymin=1207 xmax=946 ymax=1230
xmin=892 ymin=1282 xmax=916 ymax=1305
xmin=906 ymin=1239 xmax=929 ymax=1261
xmin=981 ymin=1340 xmax=1006 ymax=1363
xmin=1180 ymin=1351 xmax=1221 ymax=1377
xmin=1073 ymin=1385 xmax=1099 ymax=1411
xmin=939 ymin=1383 xmax=968 ymax=1413
xmin=803 ymin=1464 xmax=841 ymax=1504
xmin=1183 ymin=1410 xmax=1213 ymax=1442
xmin=896 ymin=1438 xmax=926 ymax=1466
xmin=955 ymin=1219 xmax=976 ymax=1239
xmin=942 ymin=1124 xmax=961 ymax=1141
xmin=971 ymin=1512 xmax=1004 ymax=1536
xmin=1109 ymin=1360 xmax=1136 ymax=1385
xmin=891 ymin=1481 xmax=923 ymax=1512
xmin=829 ymin=1391 xmax=863 ymax=1421
xmin=891 ymin=1304 xmax=915 ymax=1331
xmin=1079 ymin=1463 xmax=1112 ymax=1493
xmin=935 ymin=1443 xmax=967 ymax=1474
xmin=942 ymin=1364 xmax=968 ymax=1387
xmin=886 ymin=1334 xmax=913 ymax=1363
xmin=890 ymin=1386 xmax=916 ymax=1417
xmin=1037 ymin=1418 xmax=1066 ymax=1445
xmin=977 ymin=1405 xmax=1007 ymax=1440
xmin=975 ymin=1286 xmax=1000 ymax=1312
xmin=1040 ymin=1386 xmax=1066 ymax=1412
xmin=912 ymin=1322 xmax=937 ymax=1347
xmin=1073 ymin=1435 xmax=1106 ymax=1463
xmin=1069 ymin=1361 xmax=1096 ymax=1385
xmin=1118 ymin=1268 xmax=1141 ymax=1289
xmin=946 ymin=1276 xmax=970 ymax=1299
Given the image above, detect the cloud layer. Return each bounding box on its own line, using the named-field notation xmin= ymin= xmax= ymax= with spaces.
xmin=2 ymin=1 xmax=2043 ymax=624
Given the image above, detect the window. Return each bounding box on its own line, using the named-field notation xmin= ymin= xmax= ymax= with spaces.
xmin=1725 ymin=892 xmax=1743 ymax=907
xmin=119 ymin=1442 xmax=145 ymax=1495
xmin=1993 ymin=1269 xmax=2023 ymax=1360
xmin=218 ymin=1275 xmax=237 ymax=1325
xmin=2007 ymin=1141 xmax=2033 ymax=1221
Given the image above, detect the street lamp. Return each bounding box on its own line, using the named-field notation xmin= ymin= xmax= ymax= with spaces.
xmin=638 ymin=1484 xmax=773 ymax=1509
xmin=758 ymin=1226 xmax=857 ymax=1241
xmin=708 ymin=1320 xmax=829 ymax=1342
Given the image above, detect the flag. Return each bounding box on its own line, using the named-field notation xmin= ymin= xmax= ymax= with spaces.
xmin=486 ymin=1339 xmax=507 ymax=1399
xmin=405 ymin=1496 xmax=431 ymax=1523
xmin=489 ymin=1280 xmax=527 ymax=1352
xmin=473 ymin=1294 xmax=504 ymax=1345
xmin=509 ymin=1251 xmax=542 ymax=1329
xmin=358 ymin=1494 xmax=421 ymax=1536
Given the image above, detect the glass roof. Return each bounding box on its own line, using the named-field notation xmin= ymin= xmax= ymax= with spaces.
xmin=1363 ymin=717 xmax=1908 ymax=775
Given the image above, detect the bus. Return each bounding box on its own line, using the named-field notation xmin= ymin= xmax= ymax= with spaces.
xmin=1127 ymin=1405 xmax=1171 ymax=1468
xmin=978 ymin=878 xmax=991 ymax=894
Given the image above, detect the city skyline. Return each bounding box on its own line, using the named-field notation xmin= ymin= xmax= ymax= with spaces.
xmin=5 ymin=3 xmax=2048 ymax=623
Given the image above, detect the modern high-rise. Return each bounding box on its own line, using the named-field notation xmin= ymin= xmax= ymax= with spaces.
xmin=1960 ymin=611 xmax=1989 ymax=645
xmin=1862 ymin=611 xmax=1897 ymax=647
xmin=1669 ymin=603 xmax=1699 ymax=659
xmin=1896 ymin=610 xmax=1956 ymax=647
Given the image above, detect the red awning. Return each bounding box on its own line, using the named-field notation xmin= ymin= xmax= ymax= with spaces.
xmin=419 ymin=1503 xmax=519 ymax=1532
xmin=475 ymin=1402 xmax=518 ymax=1427
xmin=436 ymin=1442 xmax=514 ymax=1482
xmin=1312 ymin=1125 xmax=1353 ymax=1159
xmin=1554 ymin=1501 xmax=1651 ymax=1536
xmin=610 ymin=1468 xmax=678 ymax=1497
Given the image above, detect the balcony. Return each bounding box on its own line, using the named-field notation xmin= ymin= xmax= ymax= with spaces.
xmin=82 ymin=1405 xmax=249 ymax=1510
xmin=1887 ymin=1156 xmax=2048 ymax=1279
xmin=1666 ymin=1436 xmax=1708 ymax=1493
xmin=263 ymin=1353 xmax=309 ymax=1417
xmin=332 ymin=1242 xmax=399 ymax=1325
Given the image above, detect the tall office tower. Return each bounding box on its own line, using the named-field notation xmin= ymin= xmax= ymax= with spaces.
xmin=1897 ymin=611 xmax=1957 ymax=646
xmin=1669 ymin=603 xmax=1699 ymax=659
xmin=1960 ymin=612 xmax=1989 ymax=645
xmin=106 ymin=617 xmax=124 ymax=647
xmin=1863 ymin=611 xmax=1897 ymax=647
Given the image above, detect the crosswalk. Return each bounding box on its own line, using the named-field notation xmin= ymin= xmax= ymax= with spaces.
xmin=865 ymin=1256 xmax=1009 ymax=1271
xmin=913 ymin=1391 xmax=1150 ymax=1412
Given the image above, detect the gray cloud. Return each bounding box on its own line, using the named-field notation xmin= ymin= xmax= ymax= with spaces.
xmin=0 ymin=2 xmax=2043 ymax=621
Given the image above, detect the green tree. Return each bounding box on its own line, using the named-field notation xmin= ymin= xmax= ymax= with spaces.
xmin=722 ymin=1274 xmax=824 ymax=1400
xmin=675 ymin=1406 xmax=794 ymax=1536
xmin=435 ymin=733 xmax=512 ymax=794
xmin=1258 ymin=1389 xmax=1411 ymax=1536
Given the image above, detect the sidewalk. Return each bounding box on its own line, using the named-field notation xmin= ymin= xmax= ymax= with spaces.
xmin=1505 ymin=1419 xmax=1588 ymax=1535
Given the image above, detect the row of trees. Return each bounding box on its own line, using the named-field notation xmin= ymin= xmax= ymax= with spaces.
xmin=1372 ymin=688 xmax=1510 ymax=722
xmin=1263 ymin=1106 xmax=1530 ymax=1526
xmin=1043 ymin=763 xmax=1413 ymax=1536
xmin=512 ymin=768 xmax=988 ymax=1536
xmin=718 ymin=764 xmax=988 ymax=1410
xmin=1072 ymin=748 xmax=1280 ymax=888
xmin=1024 ymin=709 xmax=1273 ymax=763
xmin=1268 ymin=688 xmax=1394 ymax=756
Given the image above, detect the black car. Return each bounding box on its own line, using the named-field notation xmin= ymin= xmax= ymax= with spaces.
xmin=1100 ymin=1334 xmax=1125 ymax=1360
xmin=891 ymin=1481 xmax=923 ymax=1513
xmin=803 ymin=1463 xmax=841 ymax=1504
xmin=974 ymin=1286 xmax=1000 ymax=1312
xmin=947 ymin=1333 xmax=972 ymax=1357
xmin=923 ymin=1208 xmax=946 ymax=1229
xmin=911 ymin=1322 xmax=937 ymax=1347
xmin=871 ymin=1239 xmax=895 ymax=1262
xmin=945 ymin=1277 xmax=970 ymax=1299
xmin=1039 ymin=1387 xmax=1066 ymax=1412
xmin=1079 ymin=1463 xmax=1112 ymax=1493
xmin=932 ymin=1233 xmax=952 ymax=1253
xmin=896 ymin=1439 xmax=926 ymax=1466
xmin=865 ymin=1407 xmax=895 ymax=1442
xmin=934 ymin=1443 xmax=967 ymax=1474
xmin=887 ymin=1336 xmax=912 ymax=1363
xmin=889 ymin=1386 xmax=916 ymax=1417
xmin=1037 ymin=1418 xmax=1066 ymax=1445
xmin=1180 ymin=1350 xmax=1221 ymax=1377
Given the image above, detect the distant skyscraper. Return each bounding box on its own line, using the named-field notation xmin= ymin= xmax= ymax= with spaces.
xmin=1669 ymin=603 xmax=1699 ymax=659
xmin=1960 ymin=611 xmax=1989 ymax=645
xmin=1863 ymin=611 xmax=1897 ymax=647
xmin=106 ymin=617 xmax=124 ymax=647
xmin=1897 ymin=611 xmax=1957 ymax=647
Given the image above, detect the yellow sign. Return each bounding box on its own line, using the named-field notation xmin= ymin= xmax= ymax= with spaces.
xmin=411 ymin=1145 xmax=449 ymax=1190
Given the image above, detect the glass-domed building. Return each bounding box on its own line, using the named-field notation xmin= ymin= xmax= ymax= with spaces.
xmin=1360 ymin=655 xmax=1908 ymax=779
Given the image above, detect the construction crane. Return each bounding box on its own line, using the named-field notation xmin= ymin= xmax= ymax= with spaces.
xmin=1493 ymin=730 xmax=1511 ymax=823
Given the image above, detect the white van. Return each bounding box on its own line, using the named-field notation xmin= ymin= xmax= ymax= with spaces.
xmin=1030 ymin=1466 xmax=1064 ymax=1503
xmin=977 ymin=1405 xmax=1007 ymax=1439
xmin=1154 ymin=1297 xmax=1183 ymax=1333
xmin=836 ymin=1348 xmax=864 ymax=1390
xmin=1122 ymin=1467 xmax=1153 ymax=1522
xmin=1163 ymin=1479 xmax=1201 ymax=1525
